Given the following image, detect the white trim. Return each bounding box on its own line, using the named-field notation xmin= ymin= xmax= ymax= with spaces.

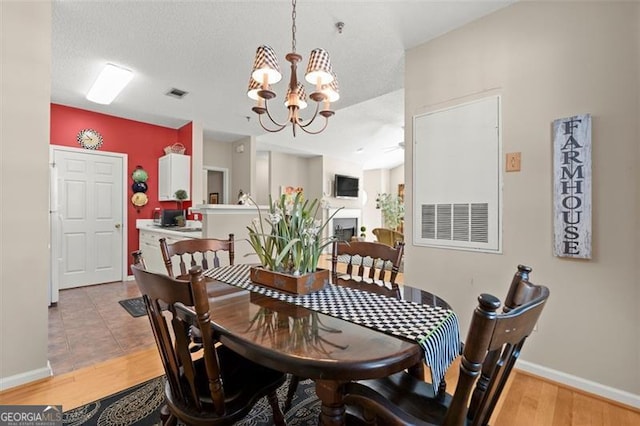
xmin=126 ymin=274 xmax=135 ymax=281
xmin=517 ymin=360 xmax=640 ymax=409
xmin=49 ymin=146 xmax=128 ymax=298
xmin=0 ymin=362 xmax=52 ymax=391
xmin=203 ymin=166 xmax=229 ymax=204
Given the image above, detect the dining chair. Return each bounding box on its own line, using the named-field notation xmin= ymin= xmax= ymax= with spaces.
xmin=331 ymin=240 xmax=405 ymax=299
xmin=130 ymin=261 xmax=287 ymax=426
xmin=160 ymin=233 xmax=234 ymax=279
xmin=333 ymin=239 xmax=454 ymax=389
xmin=342 ymin=264 xmax=550 ymax=426
xmin=371 ymin=227 xmax=404 ymax=248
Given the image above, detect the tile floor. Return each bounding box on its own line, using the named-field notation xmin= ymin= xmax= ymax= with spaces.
xmin=48 ymin=280 xmax=155 ymax=374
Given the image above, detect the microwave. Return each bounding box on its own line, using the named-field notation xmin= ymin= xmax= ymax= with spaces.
xmin=153 ymin=209 xmax=183 ymax=227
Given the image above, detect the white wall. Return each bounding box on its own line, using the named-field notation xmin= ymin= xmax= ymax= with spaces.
xmin=306 ymin=157 xmax=324 ymax=204
xmin=203 ymin=138 xmax=233 ymax=170
xmin=362 ymin=169 xmax=386 ymax=239
xmin=389 ymin=164 xmax=404 ymax=195
xmin=254 ymin=151 xmax=270 ymax=205
xmin=322 ymin=157 xmax=363 ymax=211
xmin=405 ymin=1 xmax=639 ymax=397
xmin=0 ymin=1 xmax=52 ymax=389
xmin=268 ymin=152 xmax=313 ymax=200
xmin=231 ymin=137 xmax=255 ymax=202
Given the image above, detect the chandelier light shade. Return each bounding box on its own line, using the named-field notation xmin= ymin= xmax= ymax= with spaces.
xmin=322 ymin=77 xmax=340 ymax=103
xmin=251 ymin=45 xmax=282 ymax=86
xmin=247 ymin=78 xmax=267 ymax=101
xmin=285 ymin=82 xmax=308 ymax=109
xmin=247 ymin=0 xmax=339 ymax=136
xmin=305 ymin=48 xmax=334 ymax=86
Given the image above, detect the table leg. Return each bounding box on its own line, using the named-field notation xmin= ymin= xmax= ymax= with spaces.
xmin=314 ymin=379 xmax=347 ymax=426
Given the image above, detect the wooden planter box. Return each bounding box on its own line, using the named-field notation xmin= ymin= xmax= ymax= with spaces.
xmin=250 ymin=267 xmax=329 ymax=295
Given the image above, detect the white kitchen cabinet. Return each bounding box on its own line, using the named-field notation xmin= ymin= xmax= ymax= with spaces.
xmin=158 ymin=153 xmax=191 ymax=201
xmin=138 ymin=228 xmax=201 ymax=275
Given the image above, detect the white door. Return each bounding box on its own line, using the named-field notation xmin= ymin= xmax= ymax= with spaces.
xmin=51 ymin=147 xmax=125 ymax=290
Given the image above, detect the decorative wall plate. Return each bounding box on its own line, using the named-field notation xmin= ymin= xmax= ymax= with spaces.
xmin=131 ymin=192 xmax=148 ymax=207
xmin=132 ymin=181 xmax=148 ymax=193
xmin=77 ymin=129 xmax=104 ymax=150
xmin=132 ymin=166 xmax=149 ymax=182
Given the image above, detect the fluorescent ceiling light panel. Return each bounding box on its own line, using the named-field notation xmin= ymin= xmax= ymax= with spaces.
xmin=86 ymin=63 xmax=133 ymax=104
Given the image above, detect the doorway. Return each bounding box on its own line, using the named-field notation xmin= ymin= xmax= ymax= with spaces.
xmin=50 ymin=146 xmax=127 ymax=302
xmin=202 ymin=166 xmax=229 ymax=204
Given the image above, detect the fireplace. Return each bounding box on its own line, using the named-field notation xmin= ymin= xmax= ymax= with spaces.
xmin=333 ymin=217 xmax=358 ymax=242
xmin=327 ymin=208 xmax=362 ymax=246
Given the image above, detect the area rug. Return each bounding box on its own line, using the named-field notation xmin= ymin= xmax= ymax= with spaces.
xmin=118 ymin=297 xmax=147 ymax=318
xmin=63 ymin=375 xmax=320 ymax=425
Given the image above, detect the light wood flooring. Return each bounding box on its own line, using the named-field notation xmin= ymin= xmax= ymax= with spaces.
xmin=1 ymin=346 xmax=638 ymax=425
xmin=1 ymin=268 xmax=638 ymax=424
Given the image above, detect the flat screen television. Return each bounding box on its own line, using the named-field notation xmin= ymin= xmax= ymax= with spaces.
xmin=334 ymin=174 xmax=359 ymax=199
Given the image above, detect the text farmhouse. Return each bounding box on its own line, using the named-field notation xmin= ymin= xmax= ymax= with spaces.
xmin=553 ymin=114 xmax=592 ymax=259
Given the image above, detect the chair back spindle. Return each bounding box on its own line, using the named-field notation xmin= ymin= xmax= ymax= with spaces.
xmin=331 ymin=240 xmax=404 ymax=299
xmin=160 ymin=234 xmax=234 ymax=279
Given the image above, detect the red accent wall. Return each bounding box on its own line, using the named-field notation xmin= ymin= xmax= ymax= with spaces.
xmin=50 ymin=104 xmax=193 ymax=272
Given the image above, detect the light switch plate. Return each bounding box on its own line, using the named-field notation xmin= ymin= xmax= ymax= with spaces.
xmin=506 ymin=152 xmax=521 ymax=172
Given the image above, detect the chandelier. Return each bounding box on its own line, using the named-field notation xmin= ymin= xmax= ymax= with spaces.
xmin=247 ymin=0 xmax=339 ymax=136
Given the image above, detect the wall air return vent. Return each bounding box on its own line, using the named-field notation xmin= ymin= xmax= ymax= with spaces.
xmin=421 ymin=203 xmax=488 ymax=244
xmin=413 ymin=95 xmax=502 ymax=253
xmin=166 ymin=88 xmax=188 ymax=99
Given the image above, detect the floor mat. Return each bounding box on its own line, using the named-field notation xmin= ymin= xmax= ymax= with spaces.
xmin=118 ymin=297 xmax=147 ymax=318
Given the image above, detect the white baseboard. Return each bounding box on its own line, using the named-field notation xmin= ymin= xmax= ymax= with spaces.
xmin=517 ymin=360 xmax=640 ymax=409
xmin=127 ymin=274 xmax=135 ymax=281
xmin=0 ymin=362 xmax=52 ymax=392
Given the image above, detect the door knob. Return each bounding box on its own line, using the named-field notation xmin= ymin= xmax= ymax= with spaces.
xmin=115 ymin=223 xmax=122 ymax=229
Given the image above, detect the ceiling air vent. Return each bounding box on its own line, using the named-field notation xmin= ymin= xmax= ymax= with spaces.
xmin=165 ymin=88 xmax=188 ymax=99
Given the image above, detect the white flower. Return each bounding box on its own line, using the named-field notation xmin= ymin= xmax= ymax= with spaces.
xmin=267 ymin=210 xmax=282 ymax=225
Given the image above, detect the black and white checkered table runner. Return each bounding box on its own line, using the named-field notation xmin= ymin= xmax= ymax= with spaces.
xmin=204 ymin=264 xmax=460 ymax=392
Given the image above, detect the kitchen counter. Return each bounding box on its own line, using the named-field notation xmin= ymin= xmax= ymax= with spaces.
xmin=136 ymin=219 xmax=203 ymax=239
xmin=137 ymin=219 xmax=203 ymax=274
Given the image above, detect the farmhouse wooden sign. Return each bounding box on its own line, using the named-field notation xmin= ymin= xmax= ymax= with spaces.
xmin=553 ymin=113 xmax=592 ymax=259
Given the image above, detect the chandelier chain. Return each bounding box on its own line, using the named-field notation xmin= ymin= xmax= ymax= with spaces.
xmin=291 ymin=0 xmax=297 ymax=53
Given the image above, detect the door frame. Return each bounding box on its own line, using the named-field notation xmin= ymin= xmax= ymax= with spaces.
xmin=49 ymin=145 xmax=128 ymax=303
xmin=202 ymin=166 xmax=229 ymax=204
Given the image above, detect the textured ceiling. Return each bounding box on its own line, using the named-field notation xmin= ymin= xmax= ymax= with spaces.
xmin=52 ymin=0 xmax=514 ymax=170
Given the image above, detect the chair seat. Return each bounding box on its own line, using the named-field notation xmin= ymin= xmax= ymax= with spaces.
xmin=169 ymin=346 xmax=287 ymax=425
xmin=345 ymin=371 xmax=451 ymax=426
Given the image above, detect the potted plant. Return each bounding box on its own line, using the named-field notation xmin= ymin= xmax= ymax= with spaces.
xmin=376 ymin=193 xmax=405 ymax=230
xmin=246 ymin=192 xmax=340 ymax=294
xmin=174 ymin=215 xmax=186 ymax=227
xmin=174 ymin=189 xmax=188 ymax=214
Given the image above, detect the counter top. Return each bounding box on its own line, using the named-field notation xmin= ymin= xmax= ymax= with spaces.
xmin=193 ymin=204 xmax=268 ymax=214
xmin=136 ymin=219 xmax=203 ymax=239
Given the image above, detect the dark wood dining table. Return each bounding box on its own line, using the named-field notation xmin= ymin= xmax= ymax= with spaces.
xmin=189 ymin=265 xmax=459 ymax=426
